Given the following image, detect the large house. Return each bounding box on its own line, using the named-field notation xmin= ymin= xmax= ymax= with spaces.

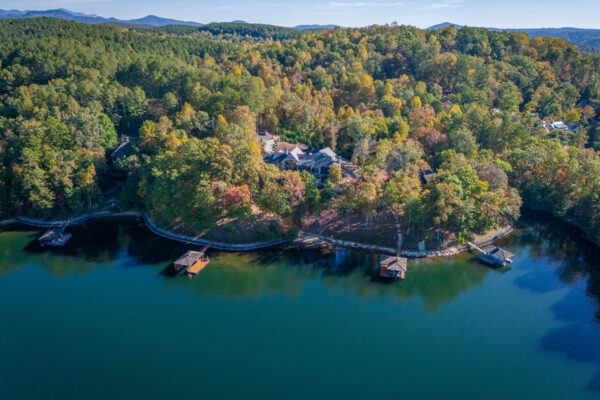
xmin=264 ymin=146 xmax=342 ymax=185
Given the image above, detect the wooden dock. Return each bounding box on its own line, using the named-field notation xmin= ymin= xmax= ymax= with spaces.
xmin=468 ymin=242 xmax=514 ymax=267
xmin=174 ymin=242 xmax=212 ymax=278
xmin=379 ymin=256 xmax=407 ymax=280
xmin=39 ymin=220 xmax=72 ymax=247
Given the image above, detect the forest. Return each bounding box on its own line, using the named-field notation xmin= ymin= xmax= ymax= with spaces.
xmin=0 ymin=18 xmax=599 ymax=248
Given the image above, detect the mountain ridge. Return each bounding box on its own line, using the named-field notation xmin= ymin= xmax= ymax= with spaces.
xmin=0 ymin=8 xmax=203 ymax=27
xmin=0 ymin=9 xmax=598 ymax=50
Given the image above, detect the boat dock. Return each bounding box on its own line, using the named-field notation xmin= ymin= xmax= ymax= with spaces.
xmin=468 ymin=242 xmax=514 ymax=267
xmin=38 ymin=221 xmax=72 ymax=247
xmin=174 ymin=242 xmax=212 ymax=278
xmin=379 ymin=256 xmax=408 ymax=280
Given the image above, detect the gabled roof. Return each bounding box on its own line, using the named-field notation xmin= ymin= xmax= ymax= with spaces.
xmin=318 ymin=147 xmax=337 ymax=158
xmin=380 ymin=256 xmax=408 ymax=272
xmin=111 ymin=137 xmax=130 ymax=160
xmin=275 ymin=141 xmax=309 ymax=153
xmin=265 ymin=146 xmax=339 ymax=170
xmin=482 ymin=246 xmax=514 ymax=260
xmin=264 ymin=147 xmax=305 ymax=163
xmin=550 ymin=121 xmax=568 ymax=130
xmin=39 ymin=229 xmax=61 ymax=241
xmin=174 ymin=251 xmax=205 ymax=268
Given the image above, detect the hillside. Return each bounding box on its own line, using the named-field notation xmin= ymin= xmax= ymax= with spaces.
xmin=428 ymin=22 xmax=600 ymax=53
xmin=0 ymin=18 xmax=600 ymax=248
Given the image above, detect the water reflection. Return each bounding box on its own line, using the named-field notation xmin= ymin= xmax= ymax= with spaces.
xmin=2 ymin=213 xmax=600 ymax=395
xmin=2 ymin=215 xmax=600 ymax=316
xmin=1 ymin=219 xmax=491 ymax=311
xmin=504 ymin=211 xmax=600 ymax=394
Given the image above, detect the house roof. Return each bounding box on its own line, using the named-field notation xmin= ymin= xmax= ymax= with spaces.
xmin=275 ymin=141 xmax=309 ymax=153
xmin=111 ymin=136 xmax=130 ymax=160
xmin=264 ymin=147 xmax=305 ymax=164
xmin=174 ymin=251 xmax=205 ymax=268
xmin=264 ymin=146 xmax=339 ymax=170
xmin=319 ymin=147 xmax=337 ymax=158
xmin=296 ymin=152 xmax=336 ymax=169
xmin=421 ymin=170 xmax=437 ymax=184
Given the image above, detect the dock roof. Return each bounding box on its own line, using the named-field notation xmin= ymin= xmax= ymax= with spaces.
xmin=482 ymin=246 xmax=514 ymax=260
xmin=174 ymin=251 xmax=205 ymax=268
xmin=380 ymin=256 xmax=408 ymax=272
xmin=39 ymin=229 xmax=61 ymax=241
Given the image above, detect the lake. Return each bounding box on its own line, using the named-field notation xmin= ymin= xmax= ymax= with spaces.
xmin=1 ymin=215 xmax=599 ymax=400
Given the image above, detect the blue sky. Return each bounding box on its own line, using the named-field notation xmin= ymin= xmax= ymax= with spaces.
xmin=2 ymin=0 xmax=599 ymax=29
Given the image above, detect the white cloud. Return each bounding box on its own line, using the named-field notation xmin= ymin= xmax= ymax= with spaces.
xmin=326 ymin=1 xmax=413 ymax=7
xmin=422 ymin=0 xmax=464 ymax=10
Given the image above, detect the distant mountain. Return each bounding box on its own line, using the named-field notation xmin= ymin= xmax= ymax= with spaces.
xmin=513 ymin=28 xmax=600 ymax=48
xmin=0 ymin=9 xmax=25 ymax=17
xmin=1 ymin=9 xmax=598 ymax=51
xmin=0 ymin=8 xmax=203 ymax=27
xmin=295 ymin=24 xmax=338 ymax=30
xmin=427 ymin=22 xmax=462 ymax=30
xmin=125 ymin=15 xmax=202 ymax=27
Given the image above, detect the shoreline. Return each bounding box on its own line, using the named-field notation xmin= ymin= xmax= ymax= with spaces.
xmin=294 ymin=226 xmax=514 ymax=258
xmin=0 ymin=211 xmax=514 ymax=258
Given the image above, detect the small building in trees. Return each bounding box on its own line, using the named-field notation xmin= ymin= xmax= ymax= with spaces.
xmin=549 ymin=120 xmax=579 ymax=133
xmin=420 ymin=169 xmax=437 ymax=185
xmin=110 ymin=136 xmax=130 ymax=163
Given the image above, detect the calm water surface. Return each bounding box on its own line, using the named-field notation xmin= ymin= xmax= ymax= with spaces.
xmin=1 ymin=216 xmax=600 ymax=399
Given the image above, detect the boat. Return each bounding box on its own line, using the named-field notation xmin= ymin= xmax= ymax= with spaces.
xmin=469 ymin=243 xmax=514 ymax=267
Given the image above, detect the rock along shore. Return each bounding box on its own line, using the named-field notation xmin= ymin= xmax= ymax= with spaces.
xmin=1 ymin=212 xmax=513 ymax=258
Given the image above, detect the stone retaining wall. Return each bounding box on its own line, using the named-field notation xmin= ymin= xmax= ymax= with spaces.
xmin=143 ymin=214 xmax=289 ymax=251
xmin=297 ymin=226 xmax=514 ymax=258
xmin=2 ymin=211 xmax=514 ymax=257
xmin=1 ymin=211 xmax=288 ymax=251
xmin=12 ymin=211 xmax=142 ymax=228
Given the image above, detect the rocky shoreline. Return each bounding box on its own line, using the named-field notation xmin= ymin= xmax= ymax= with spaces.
xmin=294 ymin=226 xmax=514 ymax=258
xmin=1 ymin=212 xmax=514 ymax=258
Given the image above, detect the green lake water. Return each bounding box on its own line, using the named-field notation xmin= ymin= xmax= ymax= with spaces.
xmin=1 ymin=216 xmax=600 ymax=399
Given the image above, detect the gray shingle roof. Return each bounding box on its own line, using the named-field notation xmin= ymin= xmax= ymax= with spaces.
xmin=264 ymin=146 xmax=339 ymax=170
xmin=380 ymin=256 xmax=408 ymax=272
xmin=174 ymin=251 xmax=205 ymax=268
xmin=482 ymin=246 xmax=514 ymax=260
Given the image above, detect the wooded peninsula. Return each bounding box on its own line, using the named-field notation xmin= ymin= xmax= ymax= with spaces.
xmin=1 ymin=18 xmax=599 ymax=250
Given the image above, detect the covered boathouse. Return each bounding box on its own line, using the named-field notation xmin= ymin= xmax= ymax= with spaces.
xmin=173 ymin=250 xmax=209 ymax=277
xmin=39 ymin=229 xmax=72 ymax=247
xmin=380 ymin=256 xmax=408 ymax=280
xmin=479 ymin=246 xmax=514 ymax=267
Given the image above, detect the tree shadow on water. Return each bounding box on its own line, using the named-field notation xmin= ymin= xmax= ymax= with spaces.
xmin=519 ymin=211 xmax=600 ymax=393
xmin=541 ymin=320 xmax=600 ymax=393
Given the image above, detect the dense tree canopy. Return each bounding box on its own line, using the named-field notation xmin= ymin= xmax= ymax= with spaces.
xmin=1 ymin=18 xmax=600 ymax=245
